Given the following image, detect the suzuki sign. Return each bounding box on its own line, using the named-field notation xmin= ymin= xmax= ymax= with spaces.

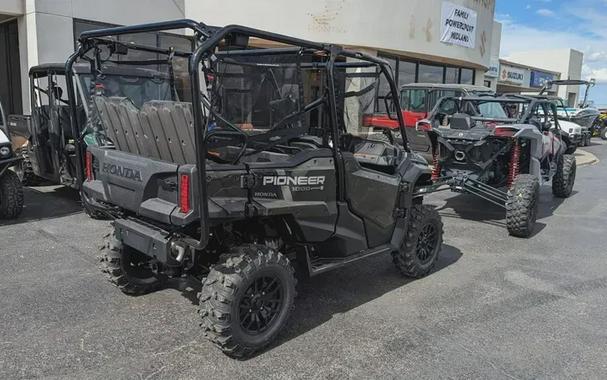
xmin=499 ymin=64 xmax=526 ymax=86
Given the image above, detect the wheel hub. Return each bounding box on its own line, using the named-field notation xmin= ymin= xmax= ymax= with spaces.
xmin=239 ymin=276 xmax=283 ymax=334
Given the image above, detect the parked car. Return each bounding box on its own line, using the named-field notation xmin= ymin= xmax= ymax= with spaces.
xmin=364 ymin=83 xmax=493 ymax=154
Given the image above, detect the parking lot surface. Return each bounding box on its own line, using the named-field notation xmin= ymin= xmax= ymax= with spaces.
xmin=1 ymin=142 xmax=606 ymax=379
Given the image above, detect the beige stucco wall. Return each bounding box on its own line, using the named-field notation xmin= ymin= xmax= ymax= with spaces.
xmin=185 ymin=0 xmax=496 ymax=70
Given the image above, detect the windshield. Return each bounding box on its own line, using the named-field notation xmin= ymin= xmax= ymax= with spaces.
xmin=435 ymin=97 xmax=529 ymax=122
xmin=72 ymin=32 xmax=196 ymax=163
xmin=79 ymin=70 xmax=173 ymax=107
xmin=477 ymin=101 xmax=509 ymax=118
xmin=401 ymin=89 xmax=426 ymax=112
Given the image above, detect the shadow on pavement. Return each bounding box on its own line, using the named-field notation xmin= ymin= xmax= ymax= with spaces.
xmin=434 ymin=188 xmax=575 ymax=233
xmin=267 ymin=244 xmax=462 ymax=357
xmin=0 ymin=186 xmax=83 ymax=226
xmin=174 ymin=244 xmax=462 ymax=359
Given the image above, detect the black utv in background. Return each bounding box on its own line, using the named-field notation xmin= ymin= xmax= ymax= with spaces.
xmin=69 ymin=19 xmax=444 ymax=358
xmin=6 ymin=61 xmax=186 ymax=218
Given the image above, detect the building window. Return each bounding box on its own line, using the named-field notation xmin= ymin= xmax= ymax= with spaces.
xmin=398 ymin=60 xmax=416 ymax=87
xmin=484 ymin=80 xmax=492 ymax=88
xmin=378 ymin=52 xmax=476 ymax=86
xmin=445 ymin=67 xmax=459 ymax=84
xmin=418 ymin=64 xmax=444 ymax=84
xmin=460 ymin=68 xmax=475 ymax=85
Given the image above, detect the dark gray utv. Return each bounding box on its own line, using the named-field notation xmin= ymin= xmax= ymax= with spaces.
xmin=68 ymin=19 xmax=444 ymax=358
xmin=418 ymin=94 xmax=576 ymax=238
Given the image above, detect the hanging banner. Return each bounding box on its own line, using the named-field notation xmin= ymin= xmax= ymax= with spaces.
xmin=440 ymin=2 xmax=477 ymax=49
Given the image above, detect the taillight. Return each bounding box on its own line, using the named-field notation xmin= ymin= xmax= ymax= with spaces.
xmin=85 ymin=151 xmax=93 ymax=181
xmin=179 ymin=174 xmax=190 ymax=214
xmin=494 ymin=128 xmax=515 ymax=137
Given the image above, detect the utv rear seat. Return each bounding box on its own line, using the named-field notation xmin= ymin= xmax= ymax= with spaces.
xmin=93 ymin=96 xmax=196 ymax=164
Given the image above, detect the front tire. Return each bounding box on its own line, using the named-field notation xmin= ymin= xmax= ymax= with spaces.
xmin=506 ymin=174 xmax=539 ymax=238
xmin=199 ymin=245 xmax=296 ymax=359
xmin=601 ymin=128 xmax=607 ymax=140
xmin=99 ymin=235 xmax=161 ymax=295
xmin=392 ymin=204 xmax=443 ymax=278
xmin=0 ymin=170 xmax=24 ymax=219
xmin=552 ymin=154 xmax=576 ymax=198
xmin=14 ymin=148 xmax=43 ymax=186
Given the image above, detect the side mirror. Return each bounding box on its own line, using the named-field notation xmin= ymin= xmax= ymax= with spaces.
xmin=416 ymin=119 xmax=433 ymax=132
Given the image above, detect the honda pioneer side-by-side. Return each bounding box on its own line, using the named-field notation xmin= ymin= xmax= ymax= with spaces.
xmin=68 ymin=20 xmax=444 ymax=358
xmin=418 ymin=94 xmax=576 ymax=237
xmin=0 ymin=100 xmax=23 ymax=219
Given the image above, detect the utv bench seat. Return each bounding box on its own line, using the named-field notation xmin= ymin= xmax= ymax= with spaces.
xmin=93 ymin=96 xmax=197 ymax=164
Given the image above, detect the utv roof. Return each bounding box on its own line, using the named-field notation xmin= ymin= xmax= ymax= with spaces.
xmin=29 ymin=63 xmax=66 ymax=77
xmin=400 ymin=83 xmax=492 ymax=92
xmin=445 ymin=94 xmax=543 ymax=102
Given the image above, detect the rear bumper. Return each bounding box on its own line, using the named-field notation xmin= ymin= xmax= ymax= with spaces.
xmin=113 ymin=218 xmax=174 ymax=264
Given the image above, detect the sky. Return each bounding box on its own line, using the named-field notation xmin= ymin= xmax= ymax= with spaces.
xmin=495 ymin=0 xmax=607 ymax=106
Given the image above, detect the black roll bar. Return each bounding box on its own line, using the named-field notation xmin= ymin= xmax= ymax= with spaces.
xmin=78 ymin=19 xmax=210 ymax=41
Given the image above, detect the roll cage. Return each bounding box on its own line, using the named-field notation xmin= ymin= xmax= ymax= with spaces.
xmin=539 ymin=79 xmax=596 ymax=107
xmin=431 ymin=94 xmax=561 ymax=128
xmin=65 ymin=18 xmax=408 ymax=249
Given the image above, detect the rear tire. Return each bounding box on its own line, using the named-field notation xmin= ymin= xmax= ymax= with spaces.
xmin=506 ymin=174 xmax=539 ymax=238
xmin=552 ymin=154 xmax=576 ymax=198
xmin=14 ymin=148 xmax=43 ymax=186
xmin=99 ymin=234 xmax=161 ymax=295
xmin=392 ymin=204 xmax=443 ymax=278
xmin=199 ymin=245 xmax=296 ymax=359
xmin=0 ymin=170 xmax=24 ymax=219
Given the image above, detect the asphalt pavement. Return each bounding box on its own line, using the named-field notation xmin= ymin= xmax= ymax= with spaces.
xmin=1 ymin=141 xmax=606 ymax=379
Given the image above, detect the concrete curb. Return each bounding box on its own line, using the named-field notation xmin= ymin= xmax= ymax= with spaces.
xmin=576 ymin=149 xmax=599 ymax=167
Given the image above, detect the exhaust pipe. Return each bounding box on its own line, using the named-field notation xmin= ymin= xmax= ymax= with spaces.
xmin=171 ymin=242 xmax=186 ymax=262
xmin=454 ymin=150 xmax=466 ymax=161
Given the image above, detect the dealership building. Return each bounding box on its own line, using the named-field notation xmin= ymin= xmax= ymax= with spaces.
xmin=0 ymin=0 xmax=585 ymax=115
xmin=0 ymin=0 xmax=497 ymax=115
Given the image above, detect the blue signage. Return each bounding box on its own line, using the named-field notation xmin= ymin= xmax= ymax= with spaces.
xmin=530 ymin=71 xmax=555 ymax=88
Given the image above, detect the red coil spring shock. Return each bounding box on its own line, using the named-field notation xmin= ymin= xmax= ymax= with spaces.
xmin=431 ymin=151 xmax=441 ymax=181
xmin=507 ymin=139 xmax=521 ymax=188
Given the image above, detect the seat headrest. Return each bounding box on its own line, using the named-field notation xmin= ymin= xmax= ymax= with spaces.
xmin=450 ymin=113 xmax=472 ymax=130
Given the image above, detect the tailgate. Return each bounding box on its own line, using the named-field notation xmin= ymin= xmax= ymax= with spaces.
xmin=83 ymin=146 xmax=188 ymax=223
